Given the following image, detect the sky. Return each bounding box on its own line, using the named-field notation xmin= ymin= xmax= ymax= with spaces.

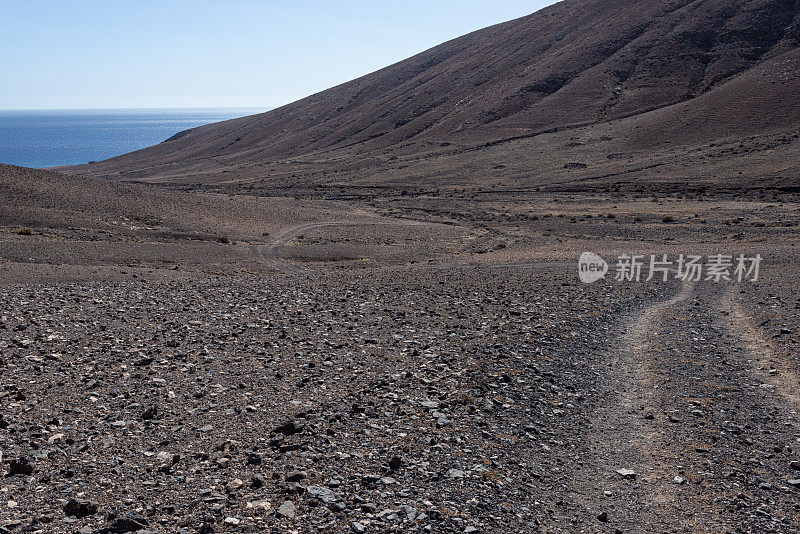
xmin=0 ymin=1 xmax=556 ymax=110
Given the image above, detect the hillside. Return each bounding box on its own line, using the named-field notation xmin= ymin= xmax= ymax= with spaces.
xmin=59 ymin=0 xmax=800 ymax=193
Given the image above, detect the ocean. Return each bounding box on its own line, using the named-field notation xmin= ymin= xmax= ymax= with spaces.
xmin=0 ymin=108 xmax=266 ymax=169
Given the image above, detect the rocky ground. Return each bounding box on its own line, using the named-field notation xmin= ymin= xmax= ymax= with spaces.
xmin=2 ymin=179 xmax=800 ymax=532
xmin=0 ymin=268 xmax=659 ymax=533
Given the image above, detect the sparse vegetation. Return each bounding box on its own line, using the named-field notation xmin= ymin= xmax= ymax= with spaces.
xmin=662 ymin=216 xmax=675 ymax=223
xmin=216 ymin=236 xmax=231 ymax=244
xmin=17 ymin=227 xmax=33 ymax=236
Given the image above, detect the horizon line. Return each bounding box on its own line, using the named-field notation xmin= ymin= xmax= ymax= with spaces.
xmin=0 ymin=106 xmax=273 ymax=112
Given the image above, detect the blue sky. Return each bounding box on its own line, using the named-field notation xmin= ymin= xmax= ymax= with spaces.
xmin=0 ymin=1 xmax=556 ymax=109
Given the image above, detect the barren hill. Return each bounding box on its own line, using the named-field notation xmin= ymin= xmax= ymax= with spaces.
xmin=60 ymin=0 xmax=800 ymax=193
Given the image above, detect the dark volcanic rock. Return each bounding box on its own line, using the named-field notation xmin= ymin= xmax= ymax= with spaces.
xmin=101 ymin=512 xmax=149 ymax=533
xmin=64 ymin=498 xmax=98 ymax=518
xmin=7 ymin=457 xmax=33 ymax=476
xmin=141 ymin=406 xmax=158 ymax=420
xmin=274 ymin=420 xmax=304 ymax=436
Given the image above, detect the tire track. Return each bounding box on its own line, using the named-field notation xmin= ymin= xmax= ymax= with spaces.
xmin=573 ymin=280 xmax=697 ymax=533
xmin=617 ymin=280 xmax=695 ymax=527
xmin=719 ymin=286 xmax=800 ymax=411
xmin=250 ymin=219 xmax=424 ymax=274
xmin=249 ymin=218 xmax=573 ymax=275
xmin=589 ymin=281 xmax=800 ymax=533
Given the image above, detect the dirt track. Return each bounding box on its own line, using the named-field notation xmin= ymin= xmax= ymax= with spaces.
xmin=551 ymin=278 xmax=800 ymax=532
xmin=250 ymin=218 xmax=426 ymax=274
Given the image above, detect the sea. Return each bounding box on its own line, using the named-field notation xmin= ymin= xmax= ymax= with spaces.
xmin=0 ymin=108 xmax=267 ymax=168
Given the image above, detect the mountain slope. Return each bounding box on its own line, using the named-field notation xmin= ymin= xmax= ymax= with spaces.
xmin=60 ymin=0 xmax=800 ymax=192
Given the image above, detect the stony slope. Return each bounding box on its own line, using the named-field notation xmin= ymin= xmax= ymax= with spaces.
xmin=60 ymin=0 xmax=800 ymax=192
